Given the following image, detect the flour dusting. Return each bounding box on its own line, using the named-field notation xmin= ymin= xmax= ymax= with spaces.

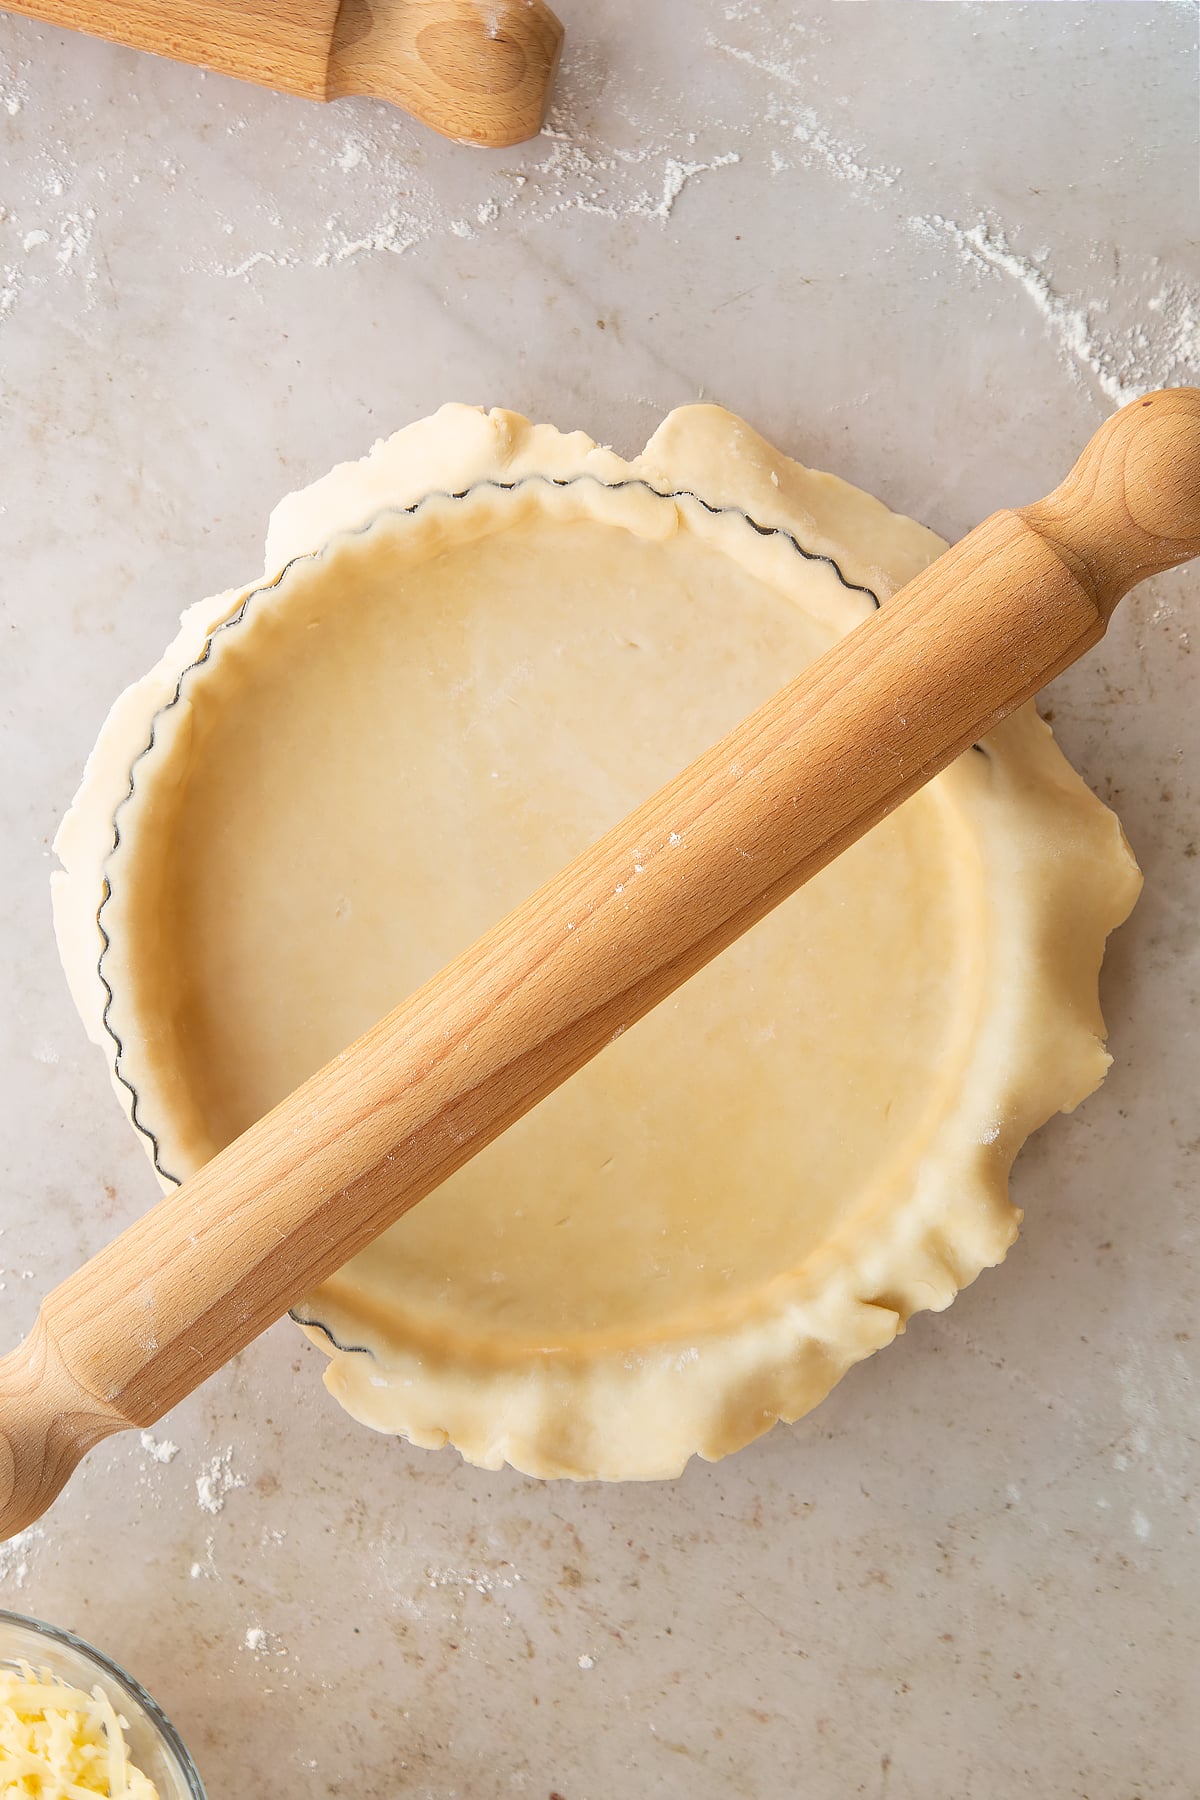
xmin=188 ymin=1534 xmax=218 ymax=1581
xmin=427 ymin=1563 xmax=520 ymax=1594
xmin=3 ymin=0 xmax=1189 ymax=432
xmin=196 ymin=1446 xmax=245 ymax=1514
xmin=0 ymin=1526 xmax=43 ymax=1590
xmin=0 ymin=12 xmax=779 ymax=302
xmin=0 ymin=45 xmax=26 ymax=117
xmin=648 ymin=153 xmax=742 ymax=223
xmin=911 ymin=214 xmax=1200 ymax=407
xmin=140 ymin=1430 xmax=179 ymax=1465
xmin=707 ymin=37 xmax=899 ymax=191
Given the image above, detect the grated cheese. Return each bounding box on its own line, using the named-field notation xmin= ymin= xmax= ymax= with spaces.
xmin=0 ymin=1662 xmax=159 ymax=1798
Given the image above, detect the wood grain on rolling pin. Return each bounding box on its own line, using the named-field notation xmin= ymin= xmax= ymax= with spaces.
xmin=7 ymin=0 xmax=565 ymax=145
xmin=10 ymin=1 xmax=342 ymax=97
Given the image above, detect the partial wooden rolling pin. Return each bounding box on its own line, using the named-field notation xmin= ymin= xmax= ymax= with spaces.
xmin=1 ymin=390 xmax=1198 ymax=1538
xmin=6 ymin=0 xmax=564 ymax=146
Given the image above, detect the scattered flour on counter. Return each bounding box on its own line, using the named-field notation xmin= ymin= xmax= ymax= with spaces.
xmin=223 ymin=248 xmax=294 ymax=279
xmin=195 ymin=1446 xmax=245 ymax=1514
xmin=140 ymin=1431 xmax=179 ymax=1465
xmin=911 ymin=214 xmax=1131 ymax=404
xmin=243 ymin=1624 xmax=288 ymax=1667
xmin=179 ymin=28 xmax=767 ymax=279
xmin=53 ymin=207 xmax=95 ymax=274
xmin=0 ymin=0 xmax=1192 ymax=433
xmin=427 ymin=1564 xmax=520 ymax=1594
xmin=0 ymin=269 xmax=22 ymax=326
xmin=1144 ymin=277 xmax=1200 ymax=389
xmin=188 ymin=1535 xmax=217 ymax=1581
xmin=514 ymin=104 xmax=741 ymax=230
xmin=706 ymin=36 xmax=899 ymax=191
xmin=646 ymin=153 xmax=741 ymax=223
xmin=910 ymin=215 xmax=1200 ymax=406
xmin=0 ymin=49 xmax=27 ymax=117
xmin=0 ymin=1526 xmax=43 ymax=1589
xmin=0 ymin=71 xmax=104 ymax=326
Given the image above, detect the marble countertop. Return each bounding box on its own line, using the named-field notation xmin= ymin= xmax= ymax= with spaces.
xmin=1 ymin=4 xmax=1197 ymax=1795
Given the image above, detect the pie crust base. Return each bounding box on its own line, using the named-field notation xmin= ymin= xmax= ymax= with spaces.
xmin=53 ymin=404 xmax=1141 ymax=1479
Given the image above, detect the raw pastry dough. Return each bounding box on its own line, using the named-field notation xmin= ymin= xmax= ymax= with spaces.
xmin=53 ymin=405 xmax=1141 ymax=1479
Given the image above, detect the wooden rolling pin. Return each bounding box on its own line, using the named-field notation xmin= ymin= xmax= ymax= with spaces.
xmin=6 ymin=0 xmax=564 ymax=146
xmin=1 ymin=389 xmax=1198 ymax=1538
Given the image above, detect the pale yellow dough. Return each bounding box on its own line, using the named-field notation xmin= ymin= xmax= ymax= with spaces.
xmin=53 ymin=404 xmax=1141 ymax=1479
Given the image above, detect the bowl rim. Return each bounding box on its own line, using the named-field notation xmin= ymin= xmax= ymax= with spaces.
xmin=0 ymin=1608 xmax=206 ymax=1798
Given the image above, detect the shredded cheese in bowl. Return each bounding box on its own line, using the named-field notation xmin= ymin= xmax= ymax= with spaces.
xmin=0 ymin=1661 xmax=159 ymax=1798
xmin=0 ymin=1615 xmax=201 ymax=1800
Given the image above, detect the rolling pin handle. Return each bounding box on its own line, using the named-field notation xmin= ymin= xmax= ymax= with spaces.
xmin=1020 ymin=387 xmax=1200 ymax=618
xmin=0 ymin=1312 xmax=128 ymax=1540
xmin=330 ymin=0 xmax=565 ymax=146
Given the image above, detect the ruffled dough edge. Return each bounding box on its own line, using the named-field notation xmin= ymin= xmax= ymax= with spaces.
xmin=51 ymin=404 xmax=1142 ymax=1480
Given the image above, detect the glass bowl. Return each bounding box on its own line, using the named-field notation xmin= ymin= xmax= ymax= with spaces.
xmin=0 ymin=1610 xmax=205 ymax=1799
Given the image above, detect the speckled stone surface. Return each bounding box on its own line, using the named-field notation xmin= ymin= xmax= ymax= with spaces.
xmin=0 ymin=5 xmax=1196 ymax=1796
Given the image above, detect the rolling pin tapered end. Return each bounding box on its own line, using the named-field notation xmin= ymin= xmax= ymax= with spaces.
xmin=0 ymin=1314 xmax=127 ymax=1541
xmin=1021 ymin=387 xmax=1200 ymax=618
xmin=331 ymin=0 xmax=565 ymax=147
